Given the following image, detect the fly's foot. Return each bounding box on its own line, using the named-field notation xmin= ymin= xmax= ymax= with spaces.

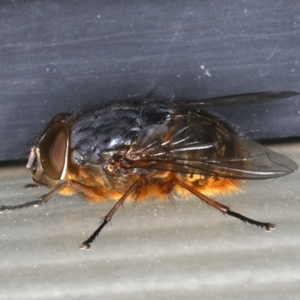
xmin=0 ymin=206 xmax=10 ymax=213
xmin=24 ymin=183 xmax=39 ymax=189
xmin=264 ymin=223 xmax=276 ymax=232
xmin=80 ymin=242 xmax=91 ymax=250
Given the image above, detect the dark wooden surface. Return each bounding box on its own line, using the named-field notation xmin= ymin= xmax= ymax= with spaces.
xmin=1 ymin=0 xmax=300 ymax=161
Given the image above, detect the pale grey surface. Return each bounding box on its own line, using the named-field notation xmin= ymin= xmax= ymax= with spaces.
xmin=0 ymin=143 xmax=300 ymax=300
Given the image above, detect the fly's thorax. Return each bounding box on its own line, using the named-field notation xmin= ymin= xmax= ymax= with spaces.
xmin=26 ymin=113 xmax=71 ymax=187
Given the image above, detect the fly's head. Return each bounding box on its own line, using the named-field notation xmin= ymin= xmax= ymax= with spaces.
xmin=26 ymin=113 xmax=71 ymax=188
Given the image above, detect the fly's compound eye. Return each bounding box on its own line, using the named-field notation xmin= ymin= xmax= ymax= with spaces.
xmin=39 ymin=122 xmax=69 ymax=180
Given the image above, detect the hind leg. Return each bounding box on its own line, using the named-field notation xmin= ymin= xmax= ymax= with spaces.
xmin=162 ymin=178 xmax=275 ymax=231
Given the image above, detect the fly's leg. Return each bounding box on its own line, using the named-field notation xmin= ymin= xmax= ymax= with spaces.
xmin=171 ymin=178 xmax=275 ymax=231
xmin=24 ymin=183 xmax=40 ymax=189
xmin=1 ymin=179 xmax=103 ymax=212
xmin=0 ymin=182 xmax=68 ymax=212
xmin=80 ymin=175 xmax=146 ymax=250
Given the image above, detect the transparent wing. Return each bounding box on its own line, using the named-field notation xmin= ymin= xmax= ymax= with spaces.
xmin=171 ymin=91 xmax=299 ymax=107
xmin=123 ymin=112 xmax=297 ymax=179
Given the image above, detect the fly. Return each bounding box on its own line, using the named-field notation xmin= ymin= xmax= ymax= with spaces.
xmin=1 ymin=86 xmax=298 ymax=249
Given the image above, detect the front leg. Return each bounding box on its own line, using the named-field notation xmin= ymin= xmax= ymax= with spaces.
xmin=24 ymin=183 xmax=40 ymax=189
xmin=0 ymin=182 xmax=68 ymax=212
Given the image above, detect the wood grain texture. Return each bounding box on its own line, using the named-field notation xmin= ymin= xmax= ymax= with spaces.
xmin=0 ymin=143 xmax=299 ymax=299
